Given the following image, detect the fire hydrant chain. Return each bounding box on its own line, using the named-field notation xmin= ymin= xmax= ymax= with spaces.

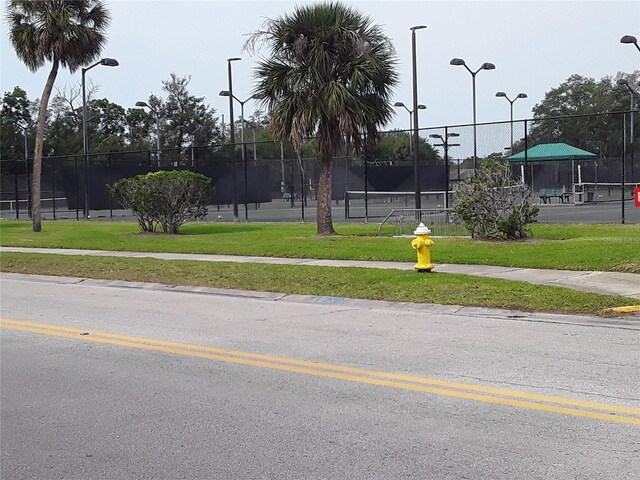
xmin=411 ymin=222 xmax=435 ymax=272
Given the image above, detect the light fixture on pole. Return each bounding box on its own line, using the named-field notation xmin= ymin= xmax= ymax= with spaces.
xmin=495 ymin=91 xmax=527 ymax=150
xmin=586 ymin=140 xmax=603 ymax=199
xmin=224 ymin=57 xmax=242 ymax=221
xmin=135 ymin=101 xmax=179 ymax=166
xmin=5 ymin=118 xmax=32 ymax=218
xmin=429 ymin=132 xmax=461 ymax=166
xmin=617 ymin=78 xmax=639 ymax=185
xmin=620 ymin=34 xmax=640 ymax=53
xmin=450 ymin=57 xmax=495 ymax=171
xmin=219 ymin=90 xmax=256 ymax=221
xmin=429 ymin=132 xmax=460 ymax=207
xmin=612 ymin=101 xmax=627 ymax=224
xmin=410 ymin=25 xmax=427 ymax=210
xmin=394 ymin=102 xmax=426 ymax=155
xmin=242 ymin=118 xmax=269 ymax=162
xmin=81 ymin=57 xmax=118 ymax=218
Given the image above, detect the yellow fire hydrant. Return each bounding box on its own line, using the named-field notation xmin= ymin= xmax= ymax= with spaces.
xmin=411 ymin=222 xmax=435 ymax=272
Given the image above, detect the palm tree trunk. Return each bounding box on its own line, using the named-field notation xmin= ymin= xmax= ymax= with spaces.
xmin=316 ymin=151 xmax=336 ymax=235
xmin=31 ymin=57 xmax=59 ymax=232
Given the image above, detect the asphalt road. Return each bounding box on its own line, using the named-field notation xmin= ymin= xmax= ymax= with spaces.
xmin=1 ymin=274 xmax=639 ymax=479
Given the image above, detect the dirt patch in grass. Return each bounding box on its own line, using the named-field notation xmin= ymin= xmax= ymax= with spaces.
xmin=611 ymin=263 xmax=640 ymax=274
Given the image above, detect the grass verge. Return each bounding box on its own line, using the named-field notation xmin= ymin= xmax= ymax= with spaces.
xmin=0 ymin=252 xmax=633 ymax=316
xmin=1 ymin=220 xmax=639 ymax=272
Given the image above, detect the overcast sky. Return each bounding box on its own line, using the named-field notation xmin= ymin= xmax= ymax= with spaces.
xmin=1 ymin=0 xmax=639 ymax=133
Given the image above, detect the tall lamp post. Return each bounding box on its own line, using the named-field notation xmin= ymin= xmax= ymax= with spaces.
xmin=134 ymin=101 xmax=179 ymax=166
xmin=410 ymin=25 xmax=427 ymax=210
xmin=81 ymin=57 xmax=118 ymax=218
xmin=616 ymin=79 xmax=639 ymax=142
xmin=617 ymin=78 xmax=639 ymax=186
xmin=224 ymin=57 xmax=242 ymax=221
xmin=495 ymin=92 xmax=527 ymax=151
xmin=450 ymin=58 xmax=495 ymax=171
xmin=394 ymin=102 xmax=426 ymax=155
xmin=243 ymin=118 xmax=270 ymax=162
xmin=5 ymin=119 xmax=32 ymax=218
xmin=586 ymin=140 xmax=604 ymax=200
xmin=429 ymin=132 xmax=460 ymax=207
xmin=612 ymin=102 xmax=628 ymax=224
xmin=219 ymin=90 xmax=256 ymax=221
xmin=429 ymin=133 xmax=461 ymax=159
xmin=620 ymin=34 xmax=640 ymax=53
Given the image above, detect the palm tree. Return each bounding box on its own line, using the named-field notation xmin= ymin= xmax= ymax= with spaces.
xmin=7 ymin=0 xmax=111 ymax=232
xmin=248 ymin=1 xmax=398 ymax=235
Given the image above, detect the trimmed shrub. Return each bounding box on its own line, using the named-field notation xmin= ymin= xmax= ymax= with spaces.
xmin=453 ymin=160 xmax=539 ymax=240
xmin=109 ymin=170 xmax=214 ymax=234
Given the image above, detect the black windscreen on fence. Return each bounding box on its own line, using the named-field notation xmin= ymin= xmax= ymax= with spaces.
xmin=1 ymin=110 xmax=637 ymax=223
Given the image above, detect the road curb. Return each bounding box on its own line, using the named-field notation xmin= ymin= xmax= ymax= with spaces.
xmin=3 ymin=272 xmax=639 ymax=330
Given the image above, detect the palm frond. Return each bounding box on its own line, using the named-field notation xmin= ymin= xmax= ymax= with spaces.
xmin=250 ymin=1 xmax=398 ymax=157
xmin=7 ymin=0 xmax=112 ymax=73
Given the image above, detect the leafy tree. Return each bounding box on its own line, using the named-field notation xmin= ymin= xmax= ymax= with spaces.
xmin=156 ymin=73 xmax=221 ymax=150
xmin=454 ymin=160 xmax=538 ymax=240
xmin=529 ymin=71 xmax=639 ymax=161
xmin=7 ymin=0 xmax=111 ymax=232
xmin=90 ymin=98 xmax=127 ymax=152
xmin=124 ymin=107 xmax=155 ymax=151
xmin=248 ymin=1 xmax=399 ymax=235
xmin=45 ymin=82 xmax=95 ymax=155
xmin=1 ymin=86 xmax=34 ymax=160
xmin=43 ymin=109 xmax=81 ymax=156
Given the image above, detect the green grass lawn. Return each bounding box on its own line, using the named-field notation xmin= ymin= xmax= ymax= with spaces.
xmin=1 ymin=252 xmax=633 ymax=316
xmin=1 ymin=220 xmax=638 ymax=272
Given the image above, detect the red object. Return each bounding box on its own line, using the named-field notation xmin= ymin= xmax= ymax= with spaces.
xmin=635 ymin=187 xmax=640 ymax=208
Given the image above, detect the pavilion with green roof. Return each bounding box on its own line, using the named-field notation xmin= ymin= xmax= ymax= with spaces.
xmin=506 ymin=142 xmax=598 ymax=203
xmin=506 ymin=143 xmax=597 ymax=163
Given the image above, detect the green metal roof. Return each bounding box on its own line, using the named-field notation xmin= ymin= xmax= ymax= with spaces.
xmin=507 ymin=143 xmax=597 ymax=162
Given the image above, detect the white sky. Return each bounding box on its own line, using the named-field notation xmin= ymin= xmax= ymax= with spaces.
xmin=1 ymin=0 xmax=639 ymax=132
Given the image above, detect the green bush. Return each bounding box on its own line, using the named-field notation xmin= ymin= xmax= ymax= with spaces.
xmin=453 ymin=160 xmax=539 ymax=240
xmin=109 ymin=171 xmax=214 ymax=234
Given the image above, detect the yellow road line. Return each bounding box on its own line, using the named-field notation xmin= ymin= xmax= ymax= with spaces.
xmin=1 ymin=319 xmax=639 ymax=426
xmin=3 ymin=318 xmax=638 ymax=416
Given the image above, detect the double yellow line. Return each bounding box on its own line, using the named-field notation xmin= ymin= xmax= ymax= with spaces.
xmin=2 ymin=318 xmax=639 ymax=426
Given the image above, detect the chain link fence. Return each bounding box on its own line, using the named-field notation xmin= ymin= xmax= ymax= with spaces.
xmin=2 ymin=111 xmax=638 ymax=224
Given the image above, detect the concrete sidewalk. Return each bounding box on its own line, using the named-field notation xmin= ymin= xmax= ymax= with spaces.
xmin=2 ymin=246 xmax=639 ymax=299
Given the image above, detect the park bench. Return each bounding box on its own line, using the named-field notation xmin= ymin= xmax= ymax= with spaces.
xmin=538 ymin=188 xmax=572 ymax=204
xmin=282 ymin=192 xmax=300 ymax=201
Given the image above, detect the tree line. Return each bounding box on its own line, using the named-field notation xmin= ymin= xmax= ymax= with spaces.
xmin=1 ymin=73 xmax=222 ymax=160
xmin=3 ymin=70 xmax=636 ymax=166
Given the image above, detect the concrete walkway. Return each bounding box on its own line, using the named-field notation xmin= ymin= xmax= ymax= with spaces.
xmin=2 ymin=246 xmax=639 ymax=300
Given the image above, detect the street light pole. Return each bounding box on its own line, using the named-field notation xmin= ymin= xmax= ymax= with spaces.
xmin=21 ymin=125 xmax=31 ymax=218
xmin=6 ymin=119 xmax=32 ymax=218
xmin=135 ymin=101 xmax=178 ymax=166
xmin=81 ymin=57 xmax=118 ymax=218
xmin=394 ymin=102 xmax=426 ymax=155
xmin=226 ymin=57 xmax=242 ymax=221
xmin=617 ymin=79 xmax=638 ymax=140
xmin=429 ymin=132 xmax=460 ymax=208
xmin=240 ymin=100 xmax=246 ymax=220
xmin=219 ymin=90 xmax=255 ymax=221
xmin=617 ymin=78 xmax=639 ymax=193
xmin=410 ymin=25 xmax=427 ymax=210
xmin=429 ymin=133 xmax=461 ymax=157
xmin=495 ymin=92 xmax=527 ymax=150
xmin=450 ymin=58 xmax=495 ymax=171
